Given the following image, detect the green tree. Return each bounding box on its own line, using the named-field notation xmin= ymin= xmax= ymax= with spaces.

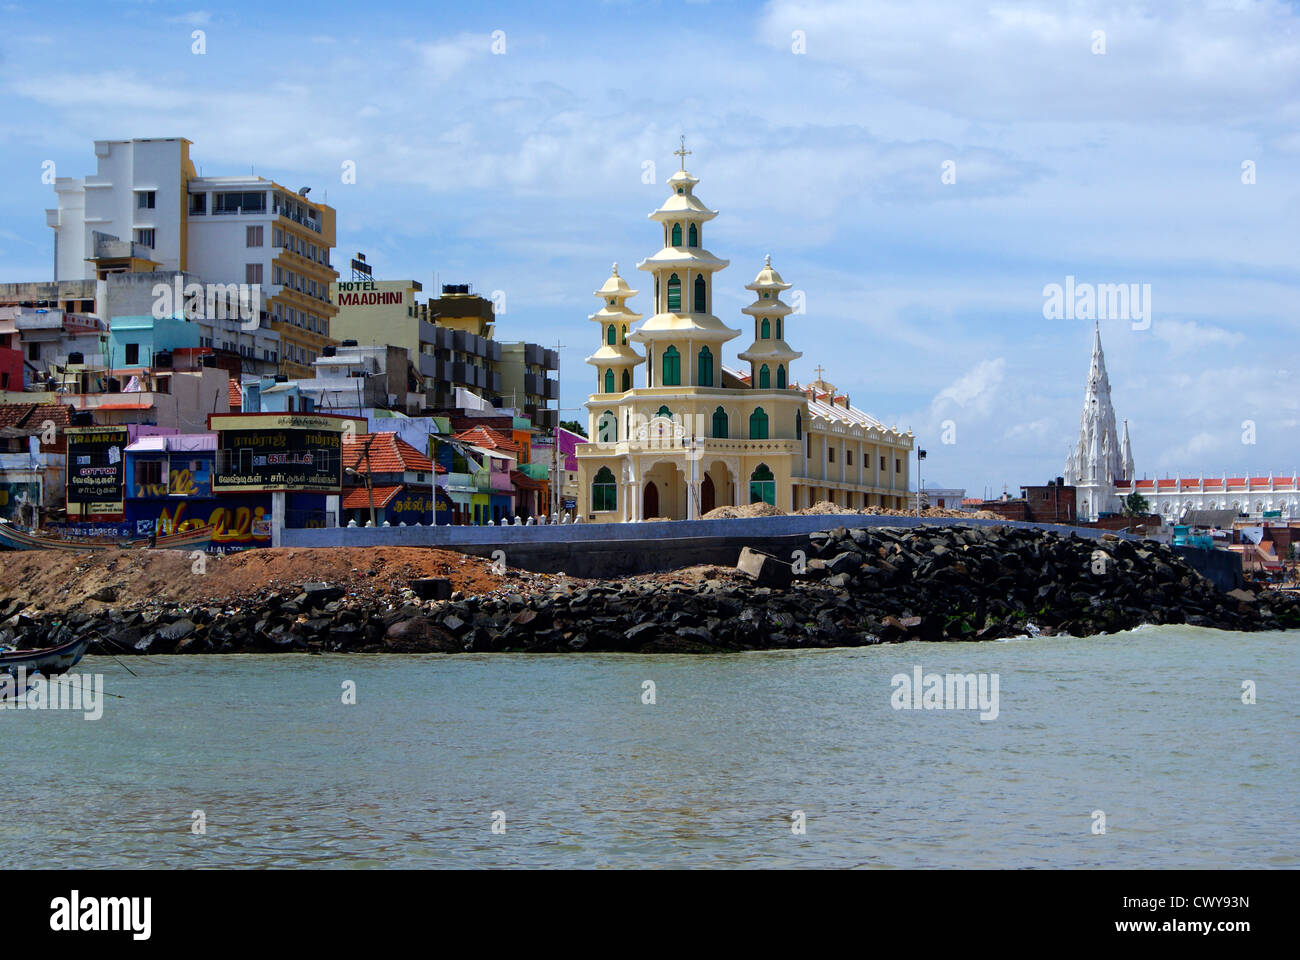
xmin=559 ymin=420 xmax=587 ymax=438
xmin=1122 ymin=492 xmax=1150 ymax=517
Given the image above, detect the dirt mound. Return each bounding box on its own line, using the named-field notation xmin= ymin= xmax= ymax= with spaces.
xmin=794 ymin=500 xmax=857 ymax=515
xmin=702 ymin=502 xmax=785 ymax=519
xmin=0 ymin=546 xmax=553 ymax=615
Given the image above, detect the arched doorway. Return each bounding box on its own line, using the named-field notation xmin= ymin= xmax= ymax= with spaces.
xmin=643 ymin=480 xmax=660 ymax=519
xmin=701 ymin=474 xmax=715 ymax=514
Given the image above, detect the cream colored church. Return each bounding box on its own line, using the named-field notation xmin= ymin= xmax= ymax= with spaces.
xmin=575 ymin=145 xmax=913 ymax=522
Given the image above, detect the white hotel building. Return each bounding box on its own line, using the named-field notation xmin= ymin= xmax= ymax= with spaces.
xmin=46 ymin=137 xmax=338 ymax=378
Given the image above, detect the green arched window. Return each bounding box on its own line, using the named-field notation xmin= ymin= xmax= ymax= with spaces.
xmin=697 ymin=346 xmax=714 ymax=386
xmin=667 ymin=273 xmax=681 ymax=312
xmin=671 ymin=223 xmax=683 ymax=246
xmin=776 ymin=317 xmax=782 ymax=339
xmin=758 ymin=364 xmax=771 ymax=389
xmin=621 ymin=368 xmax=631 ymax=392
xmin=662 ymin=345 xmax=681 ymax=386
xmin=656 ymin=405 xmax=672 ymax=419
xmin=712 ymin=406 xmax=728 ymax=438
xmin=760 ymin=318 xmax=770 ymax=339
xmin=592 ymin=466 xmax=617 ymax=512
xmin=603 ymin=368 xmax=614 ymax=393
xmin=795 ymin=410 xmax=802 ymax=439
xmin=776 ymin=364 xmax=786 ymax=389
xmin=749 ymin=407 xmax=769 ymax=439
xmin=598 ymin=410 xmax=617 ymax=442
xmin=606 ymin=324 xmax=616 ymax=345
xmin=688 ymin=223 xmax=698 ymax=247
xmin=693 ymin=274 xmax=706 ymax=312
xmin=749 ymin=463 xmax=775 ymax=505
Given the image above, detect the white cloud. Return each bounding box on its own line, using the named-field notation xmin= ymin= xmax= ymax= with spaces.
xmin=931 ymin=358 xmax=1006 ymax=419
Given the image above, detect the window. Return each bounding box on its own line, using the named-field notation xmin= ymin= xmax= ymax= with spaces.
xmin=137 ymin=191 xmax=155 ymax=209
xmin=28 ymin=343 xmax=39 ymax=361
xmin=598 ymin=411 xmax=617 ymax=442
xmin=135 ymin=460 xmax=163 ymax=487
xmin=776 ymin=317 xmax=782 ymax=339
xmin=125 ymin=343 xmax=140 ymax=365
xmin=828 ymin=447 xmax=835 ymax=463
xmin=847 ymin=449 xmax=853 ymax=466
xmin=215 ymin=191 xmax=266 ymax=214
xmin=776 ymin=365 xmax=786 ymax=389
xmin=661 ymin=345 xmax=681 ymax=386
xmin=603 ymin=369 xmax=614 ymax=393
xmin=656 ymin=405 xmax=672 ymax=419
xmin=688 ymin=223 xmax=698 ymax=247
xmin=592 ymin=466 xmax=617 ymax=512
xmin=693 ymin=274 xmax=706 ymax=312
xmin=712 ymin=406 xmax=728 ymax=438
xmin=246 ymin=263 xmax=263 ymax=284
xmin=697 ymin=346 xmax=713 ymax=386
xmin=666 ymin=273 xmax=681 ymax=312
xmin=621 ymin=369 xmax=631 ymax=391
xmin=607 ymin=324 xmax=616 ymax=345
xmin=272 ymin=227 xmax=283 ymax=247
xmin=134 ymin=228 xmax=155 ymax=248
xmin=896 ymin=458 xmax=902 ymax=473
xmin=246 ymin=225 xmax=264 ymax=247
xmin=671 ymin=223 xmax=683 ymax=246
xmin=795 ymin=411 xmax=802 ymax=439
xmin=758 ymin=364 xmax=770 ymax=389
xmin=760 ymin=318 xmax=770 ymax=339
xmin=880 ymin=456 xmax=886 ymax=471
xmin=749 ymin=407 xmax=769 ymax=439
xmin=189 ymin=193 xmax=206 ymax=215
xmin=749 ymin=463 xmax=775 ymax=505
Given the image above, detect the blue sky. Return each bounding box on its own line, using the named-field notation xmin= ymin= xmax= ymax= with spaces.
xmin=1 ymin=0 xmax=1298 ymax=495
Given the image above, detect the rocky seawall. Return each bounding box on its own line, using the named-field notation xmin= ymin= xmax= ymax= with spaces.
xmin=3 ymin=525 xmax=1297 ymax=655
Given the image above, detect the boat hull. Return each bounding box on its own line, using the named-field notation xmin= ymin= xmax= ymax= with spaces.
xmin=0 ymin=635 xmax=93 ymax=676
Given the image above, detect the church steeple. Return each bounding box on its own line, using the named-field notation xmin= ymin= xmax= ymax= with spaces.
xmin=585 ymin=262 xmax=643 ymax=395
xmin=737 ymin=254 xmax=801 ymax=390
xmin=1064 ymin=323 xmax=1131 ymax=489
xmin=630 ymin=143 xmax=738 ymax=388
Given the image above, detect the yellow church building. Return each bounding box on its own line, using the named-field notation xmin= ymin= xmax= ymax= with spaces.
xmin=575 ymin=145 xmax=913 ymax=522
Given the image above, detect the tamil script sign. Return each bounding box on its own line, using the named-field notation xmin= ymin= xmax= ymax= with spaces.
xmin=66 ymin=425 xmax=129 ymax=516
xmin=208 ymin=414 xmax=358 ymax=494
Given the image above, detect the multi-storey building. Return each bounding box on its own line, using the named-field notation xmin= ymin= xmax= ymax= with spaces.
xmin=575 ymin=149 xmax=913 ymax=521
xmin=46 ymin=137 xmax=338 ymax=379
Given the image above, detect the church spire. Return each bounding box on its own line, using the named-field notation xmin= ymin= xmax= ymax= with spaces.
xmin=737 ymin=254 xmax=801 ymax=390
xmin=585 ymin=262 xmax=644 ymax=395
xmin=1064 ymin=324 xmax=1130 ymax=490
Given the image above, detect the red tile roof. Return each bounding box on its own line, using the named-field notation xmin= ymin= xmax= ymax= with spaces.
xmin=453 ymin=425 xmax=519 ymax=454
xmin=228 ymin=379 xmax=241 ymax=411
xmin=510 ymin=469 xmax=549 ymax=490
xmin=342 ymin=433 xmax=434 ymax=474
xmin=341 ymin=484 xmax=404 ymax=510
xmin=0 ymin=401 xmax=75 ymax=432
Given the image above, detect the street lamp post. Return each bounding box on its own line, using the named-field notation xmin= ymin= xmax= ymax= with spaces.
xmin=916 ymin=447 xmax=927 ymax=518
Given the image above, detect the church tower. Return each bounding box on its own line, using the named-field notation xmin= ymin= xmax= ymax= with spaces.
xmin=1064 ymin=323 xmax=1133 ymax=519
xmin=585 ymin=263 xmax=643 ymax=400
xmin=737 ymin=254 xmax=802 ymax=389
xmin=630 ymin=138 xmax=739 ymax=388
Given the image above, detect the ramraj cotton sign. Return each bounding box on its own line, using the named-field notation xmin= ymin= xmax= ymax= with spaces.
xmin=336 ymin=281 xmax=403 ymax=306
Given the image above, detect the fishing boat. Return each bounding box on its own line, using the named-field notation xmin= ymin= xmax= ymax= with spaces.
xmin=0 ymin=521 xmax=213 ymax=553
xmin=0 ymin=635 xmax=94 ymax=676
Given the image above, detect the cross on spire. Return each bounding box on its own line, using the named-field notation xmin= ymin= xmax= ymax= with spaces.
xmin=674 ymin=135 xmax=691 ymax=170
xmin=814 ymin=364 xmax=826 ymax=381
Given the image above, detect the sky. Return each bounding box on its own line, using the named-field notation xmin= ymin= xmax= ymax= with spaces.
xmin=1 ymin=0 xmax=1297 ymax=496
